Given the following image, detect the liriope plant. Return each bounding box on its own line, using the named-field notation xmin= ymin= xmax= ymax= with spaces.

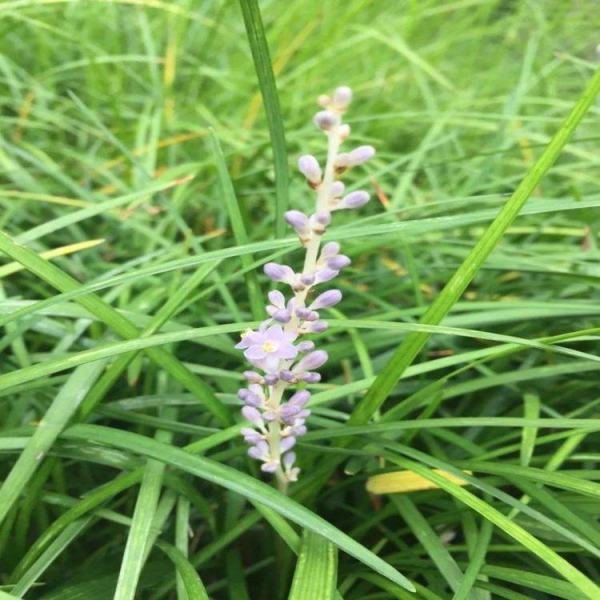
xmin=235 ymin=86 xmax=375 ymax=491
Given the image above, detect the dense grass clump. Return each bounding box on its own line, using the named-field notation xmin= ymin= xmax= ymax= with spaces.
xmin=0 ymin=1 xmax=599 ymax=598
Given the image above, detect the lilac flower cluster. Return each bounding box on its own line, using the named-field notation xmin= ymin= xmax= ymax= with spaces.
xmin=236 ymin=85 xmax=375 ymax=489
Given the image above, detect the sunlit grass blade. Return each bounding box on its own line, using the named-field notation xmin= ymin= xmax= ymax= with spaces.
xmin=0 ymin=230 xmax=232 ymax=425
xmin=237 ymin=0 xmax=288 ymax=236
xmin=0 ymin=239 xmax=104 ymax=278
xmin=348 ymin=67 xmax=600 ymax=426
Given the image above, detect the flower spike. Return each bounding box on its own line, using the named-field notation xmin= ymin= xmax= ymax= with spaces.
xmin=236 ymin=85 xmax=375 ymax=491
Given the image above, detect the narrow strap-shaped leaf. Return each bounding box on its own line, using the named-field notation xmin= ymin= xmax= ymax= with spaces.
xmin=379 ymin=451 xmax=600 ymax=598
xmin=391 ymin=496 xmax=464 ymax=593
xmin=78 ymin=259 xmax=221 ymax=418
xmin=11 ymin=518 xmax=91 ymax=597
xmin=348 ymin=67 xmax=600 ymax=426
xmin=520 ymin=393 xmax=540 ymax=466
xmin=209 ymin=129 xmax=263 ymax=319
xmin=114 ymin=418 xmax=174 ymax=600
xmin=288 ymin=529 xmax=338 ymax=600
xmin=0 ymin=361 xmax=106 ymax=527
xmin=61 ymin=424 xmax=415 ymax=592
xmin=238 ymin=0 xmax=288 ymax=237
xmin=0 ymin=230 xmax=232 ymax=426
xmin=157 ymin=541 xmax=209 ymax=600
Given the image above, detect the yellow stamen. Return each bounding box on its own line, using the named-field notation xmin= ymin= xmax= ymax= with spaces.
xmin=262 ymin=341 xmax=277 ymax=353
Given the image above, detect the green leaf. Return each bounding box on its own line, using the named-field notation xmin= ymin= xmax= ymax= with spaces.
xmin=380 ymin=452 xmax=600 ymax=598
xmin=391 ymin=495 xmax=464 ymax=593
xmin=209 ymin=129 xmax=264 ymax=319
xmin=237 ymin=0 xmax=289 ymax=237
xmin=12 ymin=518 xmax=91 ymax=597
xmin=0 ymin=230 xmax=232 ymax=426
xmin=156 ymin=541 xmax=209 ymax=600
xmin=78 ymin=259 xmax=221 ymax=418
xmin=520 ymin=393 xmax=540 ymax=467
xmin=348 ymin=67 xmax=600 ymax=426
xmin=288 ymin=529 xmax=338 ymax=600
xmin=61 ymin=424 xmax=415 ymax=592
xmin=0 ymin=361 xmax=106 ymax=527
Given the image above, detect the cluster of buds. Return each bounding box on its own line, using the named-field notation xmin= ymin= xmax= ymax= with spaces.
xmin=236 ymin=85 xmax=375 ymax=490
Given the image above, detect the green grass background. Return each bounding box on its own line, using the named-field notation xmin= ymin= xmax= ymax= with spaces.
xmin=0 ymin=0 xmax=599 ymax=598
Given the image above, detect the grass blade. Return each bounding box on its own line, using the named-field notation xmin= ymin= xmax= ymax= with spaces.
xmin=237 ymin=0 xmax=288 ymax=236
xmin=288 ymin=529 xmax=338 ymax=600
xmin=156 ymin=541 xmax=209 ymax=600
xmin=0 ymin=362 xmax=105 ymax=527
xmin=348 ymin=67 xmax=600 ymax=426
xmin=0 ymin=230 xmax=232 ymax=425
xmin=62 ymin=423 xmax=415 ymax=592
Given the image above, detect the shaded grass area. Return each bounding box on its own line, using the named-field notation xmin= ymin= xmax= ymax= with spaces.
xmin=0 ymin=0 xmax=599 ymax=598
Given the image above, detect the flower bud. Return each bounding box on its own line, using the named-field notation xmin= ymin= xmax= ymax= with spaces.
xmin=264 ymin=262 xmax=294 ymax=283
xmin=297 ymin=155 xmax=322 ymax=184
xmin=309 ymin=320 xmax=328 ymax=333
xmin=348 ymin=145 xmax=375 ymax=165
xmin=272 ymin=309 xmax=291 ymax=323
xmin=264 ymin=373 xmax=279 ymax=385
xmin=333 ymin=86 xmax=352 ymax=108
xmin=321 ymin=242 xmax=340 ymax=258
xmin=339 ymin=190 xmax=370 ymax=209
xmin=268 ymin=290 xmax=285 ymax=308
xmin=241 ymin=428 xmax=263 ymax=444
xmin=261 ymin=462 xmax=279 ymax=473
xmin=283 ymin=451 xmax=296 ymax=468
xmin=242 ymin=406 xmax=264 ymax=427
xmin=279 ymin=370 xmax=296 ymax=382
xmin=288 ymin=390 xmax=311 ymax=407
xmin=296 ymin=350 xmax=328 ymax=371
xmin=315 ymin=268 xmax=339 ymax=283
xmin=297 ymin=340 xmax=315 ymax=352
xmin=285 ymin=210 xmax=310 ymax=233
xmin=327 ymin=255 xmax=351 ymax=270
xmin=310 ymin=289 xmax=342 ymax=309
xmin=300 ymin=272 xmax=315 ymax=286
xmin=330 ymin=181 xmax=345 ymax=198
xmin=280 ymin=436 xmax=297 ymax=453
xmin=317 ymin=94 xmax=330 ymax=107
xmin=314 ymin=110 xmax=339 ymax=131
xmin=243 ymin=371 xmax=263 ymax=383
xmin=338 ymin=124 xmax=351 ymax=141
xmin=300 ymin=372 xmax=321 ymax=383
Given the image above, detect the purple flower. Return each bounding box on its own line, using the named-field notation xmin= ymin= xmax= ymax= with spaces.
xmin=236 ymin=85 xmax=375 ymax=486
xmin=236 ymin=324 xmax=298 ymax=372
xmin=314 ymin=268 xmax=339 ymax=283
xmin=327 ymin=254 xmax=351 ymax=270
xmin=322 ymin=241 xmax=340 ymax=256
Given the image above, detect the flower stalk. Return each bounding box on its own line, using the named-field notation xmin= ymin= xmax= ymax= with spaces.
xmin=236 ymin=85 xmax=375 ymax=492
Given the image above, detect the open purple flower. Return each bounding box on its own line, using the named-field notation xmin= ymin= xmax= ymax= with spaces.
xmin=236 ymin=324 xmax=299 ymax=372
